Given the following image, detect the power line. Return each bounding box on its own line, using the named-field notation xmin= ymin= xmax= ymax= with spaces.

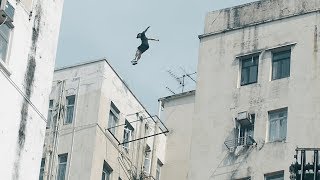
xmin=0 ymin=68 xmax=48 ymax=123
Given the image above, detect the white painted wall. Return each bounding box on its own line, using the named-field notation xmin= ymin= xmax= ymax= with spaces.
xmin=190 ymin=0 xmax=320 ymax=179
xmin=43 ymin=59 xmax=167 ymax=180
xmin=160 ymin=92 xmax=195 ymax=180
xmin=0 ymin=0 xmax=64 ymax=179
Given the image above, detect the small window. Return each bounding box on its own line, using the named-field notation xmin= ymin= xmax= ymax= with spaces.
xmin=39 ymin=158 xmax=45 ymax=180
xmin=236 ymin=114 xmax=255 ymax=146
xmin=272 ymin=50 xmax=291 ymax=80
xmin=102 ymin=161 xmax=113 ymax=180
xmin=57 ymin=154 xmax=68 ymax=180
xmin=241 ymin=55 xmax=259 ymax=86
xmin=108 ymin=102 xmax=120 ymax=135
xmin=46 ymin=100 xmax=54 ymax=129
xmin=265 ymin=171 xmax=284 ymax=180
xmin=123 ymin=120 xmax=134 ymax=151
xmin=268 ymin=108 xmax=288 ymax=142
xmin=143 ymin=145 xmax=151 ymax=174
xmin=156 ymin=159 xmax=163 ymax=180
xmin=0 ymin=24 xmax=12 ymax=63
xmin=65 ymin=95 xmax=75 ymax=124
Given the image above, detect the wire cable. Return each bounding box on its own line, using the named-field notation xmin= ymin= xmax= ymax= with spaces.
xmin=0 ymin=67 xmax=48 ymax=123
xmin=0 ymin=16 xmax=8 ymax=27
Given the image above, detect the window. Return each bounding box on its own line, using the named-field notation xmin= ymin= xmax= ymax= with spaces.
xmin=272 ymin=50 xmax=291 ymax=80
xmin=268 ymin=108 xmax=288 ymax=142
xmin=46 ymin=100 xmax=54 ymax=129
xmin=123 ymin=120 xmax=134 ymax=151
xmin=102 ymin=161 xmax=113 ymax=180
xmin=241 ymin=55 xmax=259 ymax=86
xmin=39 ymin=158 xmax=45 ymax=180
xmin=108 ymin=102 xmax=120 ymax=135
xmin=265 ymin=171 xmax=284 ymax=180
xmin=236 ymin=114 xmax=255 ymax=146
xmin=156 ymin=159 xmax=163 ymax=180
xmin=65 ymin=95 xmax=75 ymax=124
xmin=143 ymin=145 xmax=151 ymax=174
xmin=57 ymin=154 xmax=68 ymax=180
xmin=0 ymin=24 xmax=11 ymax=63
xmin=236 ymin=177 xmax=251 ymax=180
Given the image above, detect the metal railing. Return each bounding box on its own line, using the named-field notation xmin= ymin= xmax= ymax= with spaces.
xmin=224 ymin=136 xmax=255 ymax=150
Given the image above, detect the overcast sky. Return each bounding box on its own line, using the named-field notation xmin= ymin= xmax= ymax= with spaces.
xmin=56 ymin=0 xmax=255 ymax=115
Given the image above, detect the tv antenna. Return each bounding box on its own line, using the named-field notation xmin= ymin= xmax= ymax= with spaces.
xmin=166 ymin=68 xmax=197 ymax=94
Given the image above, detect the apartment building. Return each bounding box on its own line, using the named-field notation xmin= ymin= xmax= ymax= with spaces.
xmin=158 ymin=90 xmax=195 ymax=180
xmin=41 ymin=59 xmax=167 ymax=180
xmin=189 ymin=0 xmax=320 ymax=179
xmin=0 ymin=0 xmax=64 ymax=179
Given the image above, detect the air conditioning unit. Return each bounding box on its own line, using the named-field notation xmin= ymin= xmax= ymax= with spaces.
xmin=0 ymin=0 xmax=14 ymax=27
xmin=236 ymin=111 xmax=253 ymax=126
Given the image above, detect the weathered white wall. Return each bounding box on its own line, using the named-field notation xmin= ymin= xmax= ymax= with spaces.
xmin=160 ymin=92 xmax=195 ymax=180
xmin=0 ymin=0 xmax=64 ymax=179
xmin=44 ymin=60 xmax=166 ymax=180
xmin=191 ymin=0 xmax=320 ymax=179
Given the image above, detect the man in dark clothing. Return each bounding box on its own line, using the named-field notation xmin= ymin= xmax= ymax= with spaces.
xmin=132 ymin=26 xmax=159 ymax=65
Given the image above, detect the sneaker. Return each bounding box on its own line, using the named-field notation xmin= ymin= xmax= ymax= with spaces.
xmin=131 ymin=60 xmax=137 ymax=65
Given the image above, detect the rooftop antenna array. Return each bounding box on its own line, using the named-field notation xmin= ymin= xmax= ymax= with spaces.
xmin=166 ymin=67 xmax=197 ymax=94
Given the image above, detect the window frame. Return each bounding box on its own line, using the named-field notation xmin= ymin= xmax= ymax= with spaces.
xmin=123 ymin=120 xmax=134 ymax=151
xmin=268 ymin=108 xmax=288 ymax=142
xmin=271 ymin=49 xmax=291 ymax=80
xmin=265 ymin=170 xmax=284 ymax=180
xmin=102 ymin=161 xmax=113 ymax=180
xmin=108 ymin=102 xmax=120 ymax=135
xmin=57 ymin=153 xmax=68 ymax=180
xmin=65 ymin=95 xmax=76 ymax=125
xmin=156 ymin=159 xmax=163 ymax=180
xmin=0 ymin=23 xmax=12 ymax=63
xmin=39 ymin=158 xmax=45 ymax=180
xmin=143 ymin=145 xmax=151 ymax=174
xmin=46 ymin=100 xmax=54 ymax=129
xmin=240 ymin=55 xmax=259 ymax=86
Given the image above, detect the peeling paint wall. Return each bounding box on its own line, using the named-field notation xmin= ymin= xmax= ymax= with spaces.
xmin=191 ymin=0 xmax=320 ymax=179
xmin=0 ymin=0 xmax=64 ymax=179
xmin=43 ymin=60 xmax=166 ymax=180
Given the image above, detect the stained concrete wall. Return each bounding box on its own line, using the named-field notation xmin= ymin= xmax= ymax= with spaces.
xmin=43 ymin=59 xmax=166 ymax=180
xmin=159 ymin=91 xmax=195 ymax=180
xmin=191 ymin=0 xmax=320 ymax=179
xmin=0 ymin=0 xmax=64 ymax=179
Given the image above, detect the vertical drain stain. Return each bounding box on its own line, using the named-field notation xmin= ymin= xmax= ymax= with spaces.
xmin=12 ymin=3 xmax=42 ymax=180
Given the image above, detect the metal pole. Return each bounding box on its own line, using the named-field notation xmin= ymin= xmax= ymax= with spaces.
xmin=47 ymin=80 xmax=65 ymax=180
xmin=314 ymin=150 xmax=318 ymax=180
xmin=67 ymin=77 xmax=81 ymax=179
xmin=301 ymin=150 xmax=306 ymax=180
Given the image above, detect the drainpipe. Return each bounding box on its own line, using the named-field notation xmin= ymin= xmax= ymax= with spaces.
xmin=67 ymin=77 xmax=81 ymax=179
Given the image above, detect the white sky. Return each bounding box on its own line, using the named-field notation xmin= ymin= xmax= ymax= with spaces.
xmin=56 ymin=0 xmax=255 ymax=114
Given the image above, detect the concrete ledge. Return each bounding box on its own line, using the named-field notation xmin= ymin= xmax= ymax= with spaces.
xmin=200 ymin=0 xmax=320 ymax=38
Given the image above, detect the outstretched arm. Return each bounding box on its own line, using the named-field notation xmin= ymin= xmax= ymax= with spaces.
xmin=148 ymin=38 xmax=159 ymax=41
xmin=143 ymin=26 xmax=150 ymax=33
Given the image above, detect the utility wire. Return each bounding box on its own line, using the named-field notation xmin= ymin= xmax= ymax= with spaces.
xmin=0 ymin=67 xmax=48 ymax=123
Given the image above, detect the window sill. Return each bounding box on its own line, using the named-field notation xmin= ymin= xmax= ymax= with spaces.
xmin=267 ymin=139 xmax=286 ymax=144
xmin=240 ymin=82 xmax=258 ymax=86
xmin=0 ymin=60 xmax=11 ymax=76
xmin=271 ymin=76 xmax=290 ymax=81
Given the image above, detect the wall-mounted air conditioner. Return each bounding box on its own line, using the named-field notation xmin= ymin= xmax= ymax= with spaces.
xmin=236 ymin=111 xmax=253 ymax=126
xmin=0 ymin=0 xmax=14 ymax=27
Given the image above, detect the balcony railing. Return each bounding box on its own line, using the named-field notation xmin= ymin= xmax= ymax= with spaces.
xmin=224 ymin=136 xmax=255 ymax=150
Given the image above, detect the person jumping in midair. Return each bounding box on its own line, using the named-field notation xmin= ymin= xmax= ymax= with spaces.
xmin=131 ymin=26 xmax=159 ymax=65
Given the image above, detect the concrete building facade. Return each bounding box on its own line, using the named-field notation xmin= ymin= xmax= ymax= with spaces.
xmin=189 ymin=0 xmax=320 ymax=179
xmin=0 ymin=0 xmax=64 ymax=179
xmin=158 ymin=90 xmax=195 ymax=180
xmin=41 ymin=59 xmax=167 ymax=180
